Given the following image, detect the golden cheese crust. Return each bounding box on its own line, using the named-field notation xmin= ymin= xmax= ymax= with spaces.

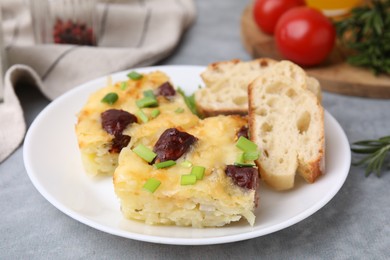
xmin=75 ymin=71 xmax=198 ymax=176
xmin=114 ymin=115 xmax=257 ymax=227
xmin=76 ymin=70 xmax=259 ymax=227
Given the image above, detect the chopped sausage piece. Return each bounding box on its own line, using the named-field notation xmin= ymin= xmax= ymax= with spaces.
xmin=101 ymin=109 xmax=137 ymax=136
xmin=109 ymin=134 xmax=131 ymax=153
xmin=225 ymin=165 xmax=259 ymax=190
xmin=153 ymin=128 xmax=197 ymax=162
xmin=156 ymin=82 xmax=176 ymax=97
xmin=237 ymin=126 xmax=249 ymax=139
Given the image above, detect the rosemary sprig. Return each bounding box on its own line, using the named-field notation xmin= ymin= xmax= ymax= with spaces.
xmin=351 ymin=136 xmax=390 ymax=177
xmin=334 ymin=0 xmax=390 ymax=75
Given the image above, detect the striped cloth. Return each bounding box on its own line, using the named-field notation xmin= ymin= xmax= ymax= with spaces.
xmin=0 ymin=0 xmax=196 ymax=162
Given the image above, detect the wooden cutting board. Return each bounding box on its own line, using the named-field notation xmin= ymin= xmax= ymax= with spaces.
xmin=241 ymin=5 xmax=390 ymax=98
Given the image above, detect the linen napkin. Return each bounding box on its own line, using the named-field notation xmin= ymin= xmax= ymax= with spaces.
xmin=0 ymin=0 xmax=196 ymax=163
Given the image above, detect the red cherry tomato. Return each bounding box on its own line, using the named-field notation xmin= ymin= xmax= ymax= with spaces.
xmin=253 ymin=0 xmax=305 ymax=35
xmin=275 ymin=6 xmax=336 ymax=66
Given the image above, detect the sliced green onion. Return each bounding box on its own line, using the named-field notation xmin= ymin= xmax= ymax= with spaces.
xmin=101 ymin=92 xmax=118 ymax=105
xmin=143 ymin=178 xmax=161 ymax=193
xmin=136 ymin=97 xmax=158 ymax=108
xmin=175 ymin=107 xmax=184 ymax=113
xmin=243 ymin=150 xmax=260 ymax=161
xmin=191 ymin=166 xmax=205 ymax=180
xmin=177 ymin=87 xmax=200 ymax=117
xmin=234 ymin=162 xmax=256 ymax=167
xmin=143 ymin=90 xmax=156 ymax=98
xmin=150 ymin=109 xmax=160 ymax=118
xmin=120 ymin=82 xmax=128 ymax=90
xmin=127 ymin=71 xmax=143 ymax=80
xmin=136 ymin=109 xmax=149 ymax=123
xmin=180 ymin=174 xmax=197 ymax=185
xmin=180 ymin=160 xmax=192 ymax=168
xmin=132 ymin=144 xmax=157 ymax=163
xmin=236 ymin=136 xmax=258 ymax=152
xmin=235 ymin=152 xmax=245 ymax=164
xmin=154 ymin=160 xmax=176 ymax=169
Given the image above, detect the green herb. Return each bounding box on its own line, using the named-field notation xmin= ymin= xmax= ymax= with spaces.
xmin=136 ymin=109 xmax=149 ymax=123
xmin=136 ymin=97 xmax=158 ymax=108
xmin=351 ymin=135 xmax=390 ymax=177
xmin=150 ymin=109 xmax=160 ymax=118
xmin=143 ymin=178 xmax=161 ymax=193
xmin=191 ymin=166 xmax=205 ymax=180
xmin=133 ymin=144 xmax=157 ymax=163
xmin=180 ymin=174 xmax=197 ymax=185
xmin=120 ymin=82 xmax=128 ymax=90
xmin=243 ymin=150 xmax=260 ymax=161
xmin=180 ymin=160 xmax=192 ymax=168
xmin=334 ymin=0 xmax=390 ymax=75
xmin=143 ymin=90 xmax=156 ymax=98
xmin=175 ymin=107 xmax=184 ymax=113
xmin=127 ymin=71 xmax=143 ymax=80
xmin=101 ymin=92 xmax=118 ymax=105
xmin=177 ymin=87 xmax=201 ymax=117
xmin=154 ymin=160 xmax=176 ymax=169
xmin=235 ymin=152 xmax=245 ymax=164
xmin=234 ymin=162 xmax=256 ymax=167
xmin=236 ymin=136 xmax=258 ymax=152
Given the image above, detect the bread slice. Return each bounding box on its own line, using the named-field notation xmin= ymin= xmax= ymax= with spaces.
xmin=195 ymin=58 xmax=277 ymax=117
xmin=195 ymin=59 xmax=322 ymax=117
xmin=114 ymin=115 xmax=259 ymax=227
xmin=248 ymin=61 xmax=325 ymax=190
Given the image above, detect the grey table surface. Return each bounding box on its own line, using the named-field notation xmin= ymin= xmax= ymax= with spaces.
xmin=1 ymin=0 xmax=389 ymax=259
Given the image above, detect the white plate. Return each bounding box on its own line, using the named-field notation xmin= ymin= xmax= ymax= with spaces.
xmin=23 ymin=65 xmax=351 ymax=245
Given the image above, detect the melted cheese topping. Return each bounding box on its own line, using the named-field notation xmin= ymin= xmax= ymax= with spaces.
xmin=76 ymin=70 xmax=257 ymax=226
xmin=114 ymin=115 xmax=256 ymax=227
xmin=75 ymin=71 xmax=198 ymax=175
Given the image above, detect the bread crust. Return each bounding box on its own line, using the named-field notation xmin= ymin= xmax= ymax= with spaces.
xmin=196 ymin=59 xmax=322 ymax=118
xmin=247 ymin=61 xmax=325 ymax=190
xmin=196 ymin=58 xmax=277 ymax=117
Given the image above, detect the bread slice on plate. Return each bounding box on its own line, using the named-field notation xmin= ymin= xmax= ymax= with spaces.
xmin=195 ymin=58 xmax=322 ymax=117
xmin=195 ymin=58 xmax=277 ymax=117
xmin=248 ymin=61 xmax=325 ymax=190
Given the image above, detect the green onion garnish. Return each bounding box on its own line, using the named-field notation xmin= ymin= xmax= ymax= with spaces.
xmin=180 ymin=160 xmax=192 ymax=168
xmin=120 ymin=82 xmax=127 ymax=90
xmin=127 ymin=71 xmax=143 ymax=80
xmin=236 ymin=136 xmax=258 ymax=152
xmin=143 ymin=90 xmax=156 ymax=98
xmin=101 ymin=92 xmax=118 ymax=105
xmin=180 ymin=174 xmax=197 ymax=185
xmin=234 ymin=162 xmax=256 ymax=167
xmin=136 ymin=109 xmax=149 ymax=123
xmin=154 ymin=160 xmax=176 ymax=169
xmin=143 ymin=178 xmax=161 ymax=193
xmin=235 ymin=152 xmax=245 ymax=164
xmin=191 ymin=166 xmax=205 ymax=180
xmin=136 ymin=97 xmax=158 ymax=108
xmin=132 ymin=144 xmax=157 ymax=163
xmin=175 ymin=107 xmax=184 ymax=113
xmin=150 ymin=109 xmax=160 ymax=118
xmin=243 ymin=150 xmax=260 ymax=161
xmin=177 ymin=87 xmax=201 ymax=117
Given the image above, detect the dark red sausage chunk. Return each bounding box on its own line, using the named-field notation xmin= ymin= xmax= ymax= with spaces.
xmin=153 ymin=128 xmax=197 ymax=162
xmin=225 ymin=165 xmax=258 ymax=190
xmin=109 ymin=135 xmax=131 ymax=153
xmin=101 ymin=109 xmax=137 ymax=136
xmin=156 ymin=82 xmax=176 ymax=97
xmin=237 ymin=126 xmax=249 ymax=139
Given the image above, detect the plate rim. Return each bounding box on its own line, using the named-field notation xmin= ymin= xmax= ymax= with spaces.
xmin=23 ymin=65 xmax=351 ymax=245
